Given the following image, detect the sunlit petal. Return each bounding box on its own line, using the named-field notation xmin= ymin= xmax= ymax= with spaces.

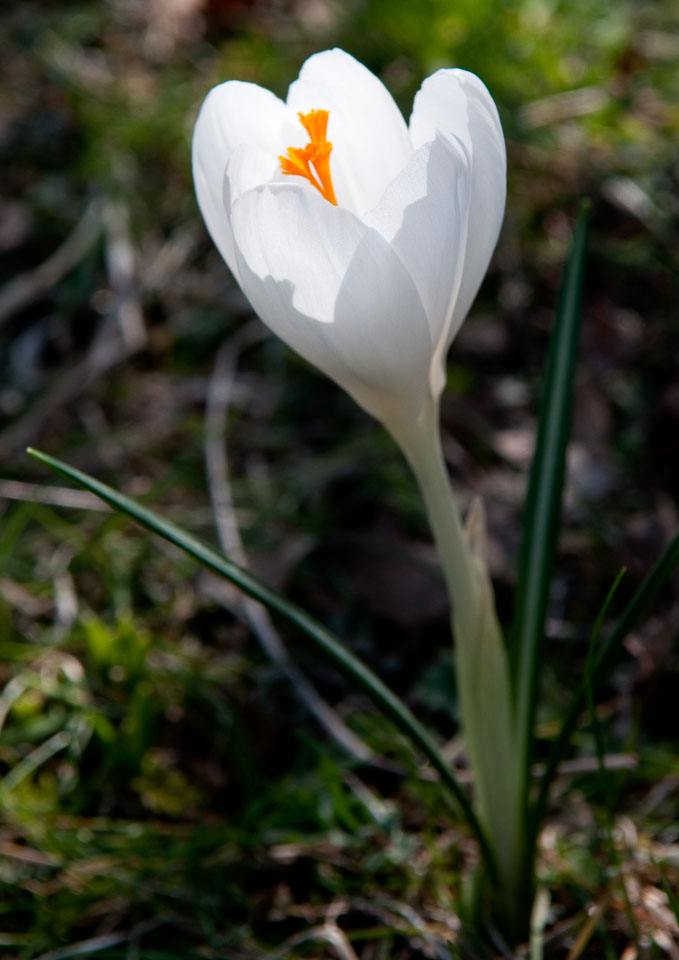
xmin=287 ymin=49 xmax=412 ymax=216
xmin=192 ymin=81 xmax=295 ymax=279
xmin=364 ymin=133 xmax=472 ymax=396
xmin=409 ymin=69 xmax=506 ymax=348
xmin=230 ymin=183 xmax=433 ymax=425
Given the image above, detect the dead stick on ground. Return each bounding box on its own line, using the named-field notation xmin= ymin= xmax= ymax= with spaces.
xmin=32 ymin=919 xmax=165 ymax=960
xmin=103 ymin=199 xmax=147 ymax=351
xmin=268 ymin=922 xmax=361 ymax=960
xmin=0 ymin=314 xmax=140 ymax=460
xmin=0 ymin=197 xmax=146 ymax=460
xmin=0 ymin=479 xmax=110 ymax=511
xmin=203 ymin=325 xmax=373 ymax=762
xmin=0 ymin=200 xmax=102 ymax=330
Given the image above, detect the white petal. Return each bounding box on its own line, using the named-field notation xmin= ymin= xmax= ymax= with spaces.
xmin=409 ymin=69 xmax=506 ymax=347
xmin=192 ymin=81 xmax=294 ymax=280
xmin=224 ymin=141 xmax=290 ymax=218
xmin=230 ymin=183 xmax=433 ymax=425
xmin=364 ymin=133 xmax=471 ymax=397
xmin=286 ymin=49 xmax=412 ymax=216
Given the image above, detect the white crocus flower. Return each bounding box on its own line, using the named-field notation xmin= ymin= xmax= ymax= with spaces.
xmin=192 ymin=47 xmax=505 ymax=452
xmin=193 ymin=50 xmax=519 ymax=894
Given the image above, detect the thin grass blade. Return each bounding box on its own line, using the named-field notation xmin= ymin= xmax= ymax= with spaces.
xmin=531 ymin=528 xmax=679 ymax=838
xmin=510 ymin=204 xmax=590 ymax=795
xmin=658 ymin=865 xmax=679 ymax=924
xmin=27 ymin=446 xmax=496 ymax=875
xmin=584 ymin=567 xmax=626 ymax=818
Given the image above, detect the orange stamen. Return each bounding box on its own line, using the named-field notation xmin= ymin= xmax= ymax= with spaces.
xmin=298 ymin=108 xmax=329 ymax=143
xmin=279 ymin=109 xmax=338 ymax=206
xmin=280 ymin=146 xmax=316 ymax=182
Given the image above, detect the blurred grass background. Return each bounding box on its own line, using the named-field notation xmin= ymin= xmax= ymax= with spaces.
xmin=0 ymin=0 xmax=678 ymax=956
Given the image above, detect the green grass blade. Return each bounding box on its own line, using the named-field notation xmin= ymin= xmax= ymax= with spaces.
xmin=584 ymin=567 xmax=626 ymax=818
xmin=658 ymin=864 xmax=679 ymax=925
xmin=510 ymin=205 xmax=590 ymax=793
xmin=531 ymin=528 xmax=679 ymax=838
xmin=27 ymin=446 xmax=496 ymax=877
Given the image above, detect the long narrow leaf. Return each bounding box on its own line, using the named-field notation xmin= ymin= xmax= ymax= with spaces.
xmin=510 ymin=205 xmax=590 ymax=793
xmin=27 ymin=446 xmax=496 ymax=876
xmin=531 ymin=528 xmax=679 ymax=839
xmin=584 ymin=567 xmax=626 ymax=818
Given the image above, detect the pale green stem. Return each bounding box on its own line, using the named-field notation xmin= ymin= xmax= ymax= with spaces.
xmin=390 ymin=403 xmax=476 ymax=625
xmin=387 ymin=399 xmax=524 ymax=905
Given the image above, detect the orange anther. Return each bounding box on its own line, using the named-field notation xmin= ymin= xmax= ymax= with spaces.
xmin=298 ymin=109 xmax=329 ymax=144
xmin=279 ymin=109 xmax=337 ymax=206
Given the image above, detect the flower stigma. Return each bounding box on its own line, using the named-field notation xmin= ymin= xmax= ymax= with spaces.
xmin=280 ymin=109 xmax=338 ymax=206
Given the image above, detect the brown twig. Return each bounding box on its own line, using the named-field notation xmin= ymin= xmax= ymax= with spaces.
xmin=103 ymin=199 xmax=147 ymax=351
xmin=0 ymin=479 xmax=110 ymax=511
xmin=31 ymin=919 xmax=165 ymax=960
xmin=0 ymin=196 xmax=148 ymax=460
xmin=0 ymin=200 xmax=102 ymax=330
xmin=0 ymin=316 xmax=138 ymax=459
xmin=203 ymin=326 xmax=374 ymax=763
xmin=267 ymin=921 xmax=361 ymax=960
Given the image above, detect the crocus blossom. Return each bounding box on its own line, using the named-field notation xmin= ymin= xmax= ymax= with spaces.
xmin=192 ymin=49 xmax=505 ymax=441
xmin=192 ymin=50 xmax=518 ymax=894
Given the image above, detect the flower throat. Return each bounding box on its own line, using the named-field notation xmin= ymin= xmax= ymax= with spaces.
xmin=280 ymin=109 xmax=338 ymax=205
